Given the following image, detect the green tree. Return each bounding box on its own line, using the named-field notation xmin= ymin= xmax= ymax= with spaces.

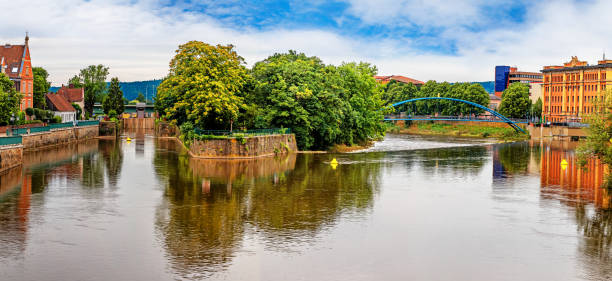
xmin=71 ymin=65 xmax=109 ymax=117
xmin=72 ymin=103 xmax=82 ymax=120
xmin=136 ymin=92 xmax=146 ymax=102
xmin=156 ymin=41 xmax=248 ymax=129
xmin=68 ymin=75 xmax=83 ymax=88
xmin=577 ymin=89 xmax=612 ymax=187
xmin=498 ymin=83 xmax=531 ymax=118
xmin=0 ymin=73 xmax=23 ymax=125
xmin=532 ymin=97 xmax=542 ymax=120
xmin=32 ymin=67 xmax=50 ymax=109
xmin=102 ymin=77 xmax=125 ymax=116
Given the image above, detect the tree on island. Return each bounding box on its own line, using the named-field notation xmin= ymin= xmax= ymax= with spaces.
xmin=498 ymin=83 xmax=531 ymax=118
xmin=32 ymin=67 xmax=50 ymax=109
xmin=70 ymin=64 xmax=109 ymax=117
xmin=0 ymin=73 xmax=23 ymax=125
xmin=156 ymin=41 xmax=248 ymax=129
xmin=102 ymin=77 xmax=125 ymax=116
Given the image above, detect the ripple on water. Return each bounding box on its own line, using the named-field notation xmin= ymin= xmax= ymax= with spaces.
xmin=352 ymin=134 xmax=494 ymax=153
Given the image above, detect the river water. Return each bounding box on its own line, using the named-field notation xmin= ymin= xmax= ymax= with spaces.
xmin=1 ymin=132 xmax=611 ymax=281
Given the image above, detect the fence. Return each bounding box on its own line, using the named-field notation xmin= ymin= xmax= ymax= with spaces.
xmin=6 ymin=120 xmax=100 ymax=136
xmin=0 ymin=136 xmax=22 ymax=146
xmin=193 ymin=128 xmax=291 ymax=137
xmin=77 ymin=120 xmax=100 ymax=127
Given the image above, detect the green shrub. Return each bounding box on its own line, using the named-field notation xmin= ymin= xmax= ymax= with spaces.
xmin=52 ymin=115 xmax=62 ymax=124
xmin=25 ymin=108 xmax=34 ymax=117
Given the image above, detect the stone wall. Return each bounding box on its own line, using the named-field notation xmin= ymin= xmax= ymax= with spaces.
xmin=21 ymin=125 xmax=99 ymax=150
xmin=99 ymin=121 xmax=118 ymax=136
xmin=124 ymin=118 xmax=155 ymax=129
xmin=188 ymin=134 xmax=298 ymax=158
xmin=0 ymin=145 xmax=23 ymax=174
xmin=156 ymin=121 xmax=178 ymax=137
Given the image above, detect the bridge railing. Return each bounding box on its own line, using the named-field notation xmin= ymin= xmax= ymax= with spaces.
xmin=384 ymin=114 xmax=530 ymax=123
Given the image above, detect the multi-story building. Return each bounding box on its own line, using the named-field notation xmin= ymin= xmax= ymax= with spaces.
xmin=0 ymin=34 xmax=33 ymax=111
xmin=542 ymin=56 xmax=612 ymax=123
xmin=494 ymin=65 xmax=543 ymax=97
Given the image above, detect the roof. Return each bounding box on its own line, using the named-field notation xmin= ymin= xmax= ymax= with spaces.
xmin=46 ymin=93 xmax=76 ymax=112
xmin=0 ymin=44 xmax=25 ymax=79
xmin=374 ymin=75 xmax=424 ymax=85
xmin=57 ymin=85 xmax=84 ymax=102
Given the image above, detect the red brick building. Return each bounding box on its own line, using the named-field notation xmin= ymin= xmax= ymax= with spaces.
xmin=0 ymin=34 xmax=33 ymax=111
xmin=56 ymin=84 xmax=85 ymax=118
xmin=374 ymin=75 xmax=424 ymax=86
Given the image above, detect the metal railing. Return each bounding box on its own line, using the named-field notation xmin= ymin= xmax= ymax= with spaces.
xmin=77 ymin=120 xmax=100 ymax=127
xmin=193 ymin=128 xmax=291 ymax=137
xmin=48 ymin=122 xmax=75 ymax=130
xmin=0 ymin=136 xmax=22 ymax=146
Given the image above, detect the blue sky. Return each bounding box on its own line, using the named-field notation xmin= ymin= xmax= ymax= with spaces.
xmin=1 ymin=0 xmax=610 ymax=85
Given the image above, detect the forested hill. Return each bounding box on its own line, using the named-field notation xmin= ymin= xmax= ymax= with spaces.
xmin=50 ymin=79 xmax=162 ymax=101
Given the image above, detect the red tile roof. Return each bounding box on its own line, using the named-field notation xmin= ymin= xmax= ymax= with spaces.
xmin=46 ymin=93 xmax=76 ymax=112
xmin=374 ymin=75 xmax=424 ymax=85
xmin=57 ymin=85 xmax=84 ymax=102
xmin=0 ymin=44 xmax=25 ymax=79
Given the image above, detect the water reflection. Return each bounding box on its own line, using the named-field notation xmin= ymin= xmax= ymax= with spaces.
xmin=153 ymin=144 xmax=383 ymax=279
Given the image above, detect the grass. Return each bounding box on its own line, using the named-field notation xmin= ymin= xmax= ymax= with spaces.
xmin=387 ymin=122 xmax=529 ymax=141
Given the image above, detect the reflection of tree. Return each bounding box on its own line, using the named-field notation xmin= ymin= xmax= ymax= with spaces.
xmin=81 ymin=153 xmax=104 ymax=188
xmin=574 ymin=203 xmax=612 ymax=279
xmin=153 ymin=147 xmax=382 ymax=278
xmin=153 ymin=149 xmax=246 ymax=279
xmin=99 ymin=139 xmax=123 ymax=187
xmin=415 ymin=146 xmax=487 ymax=175
xmin=497 ymin=142 xmax=530 ymax=174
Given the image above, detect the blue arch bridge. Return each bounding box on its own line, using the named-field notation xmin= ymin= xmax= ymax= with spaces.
xmin=385 ymin=97 xmax=527 ymax=133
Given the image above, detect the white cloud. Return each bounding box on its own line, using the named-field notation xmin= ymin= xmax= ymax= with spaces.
xmin=1 ymin=0 xmax=611 ymax=86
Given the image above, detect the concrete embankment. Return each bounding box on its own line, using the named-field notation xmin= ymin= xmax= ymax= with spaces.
xmin=21 ymin=126 xmax=99 ymax=150
xmin=0 ymin=145 xmax=22 ymax=174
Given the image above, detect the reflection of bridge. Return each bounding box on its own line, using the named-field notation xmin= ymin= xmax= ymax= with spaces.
xmin=385 ymin=97 xmax=527 ymax=133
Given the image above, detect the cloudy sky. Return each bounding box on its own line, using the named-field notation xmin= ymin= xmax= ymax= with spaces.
xmin=1 ymin=0 xmax=610 ymax=86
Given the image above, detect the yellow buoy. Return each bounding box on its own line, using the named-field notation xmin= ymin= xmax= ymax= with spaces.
xmin=127 ymin=137 xmax=132 ymax=142
xmin=330 ymin=158 xmax=338 ymax=170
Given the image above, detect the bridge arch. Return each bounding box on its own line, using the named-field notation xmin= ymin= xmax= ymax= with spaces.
xmin=388 ymin=97 xmax=526 ymax=133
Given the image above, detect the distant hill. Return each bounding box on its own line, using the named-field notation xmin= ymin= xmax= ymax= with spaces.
xmin=50 ymin=79 xmax=162 ymax=101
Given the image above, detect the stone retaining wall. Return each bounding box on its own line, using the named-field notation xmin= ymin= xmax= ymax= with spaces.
xmin=188 ymin=134 xmax=298 ymax=158
xmin=155 ymin=121 xmax=177 ymax=137
xmin=21 ymin=125 xmax=99 ymax=150
xmin=99 ymin=121 xmax=118 ymax=136
xmin=0 ymin=145 xmax=23 ymax=174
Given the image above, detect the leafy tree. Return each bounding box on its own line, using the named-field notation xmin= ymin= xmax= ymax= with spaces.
xmin=32 ymin=67 xmax=50 ymax=109
xmin=71 ymin=64 xmax=109 ymax=117
xmin=250 ymin=51 xmax=387 ymax=150
xmin=136 ymin=92 xmax=146 ymax=102
xmin=25 ymin=107 xmax=34 ymax=117
xmin=102 ymin=77 xmax=125 ymax=116
xmin=68 ymin=75 xmax=84 ymax=88
xmin=577 ymin=89 xmax=612 ymax=180
xmin=0 ymin=73 xmax=23 ymax=125
xmin=498 ymin=82 xmax=531 ymax=118
xmin=532 ymin=97 xmax=542 ymax=120
xmin=72 ymin=103 xmax=83 ymax=120
xmin=382 ymin=80 xmax=419 ymax=113
xmin=156 ymin=41 xmax=248 ymax=129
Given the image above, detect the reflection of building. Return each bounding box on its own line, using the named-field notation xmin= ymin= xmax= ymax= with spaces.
xmin=494 ymin=65 xmax=543 ymax=97
xmin=0 ymin=34 xmax=33 ymax=111
xmin=540 ymin=143 xmax=610 ymax=208
xmin=374 ymin=75 xmax=424 ymax=86
xmin=542 ymin=56 xmax=612 ymax=123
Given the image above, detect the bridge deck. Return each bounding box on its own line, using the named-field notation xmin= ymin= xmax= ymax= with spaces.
xmin=384 ymin=118 xmax=529 ymax=124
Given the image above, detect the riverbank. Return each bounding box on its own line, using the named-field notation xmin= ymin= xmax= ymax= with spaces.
xmin=387 ymin=122 xmax=529 ymax=142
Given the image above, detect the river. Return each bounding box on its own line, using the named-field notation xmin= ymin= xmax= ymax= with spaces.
xmin=0 ymin=132 xmax=611 ymax=281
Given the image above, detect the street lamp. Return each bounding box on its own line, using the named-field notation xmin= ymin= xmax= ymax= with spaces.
xmin=9 ymin=113 xmax=15 ymax=136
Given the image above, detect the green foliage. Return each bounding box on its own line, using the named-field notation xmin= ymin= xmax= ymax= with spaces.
xmin=71 ymin=64 xmax=109 ymax=117
xmin=52 ymin=115 xmax=62 ymax=124
xmin=71 ymin=103 xmax=82 ymax=120
xmin=102 ymin=78 xmax=125 ymax=116
xmin=108 ymin=109 xmax=118 ymax=118
xmin=249 ymin=51 xmax=387 ymax=150
xmin=532 ymin=97 xmax=543 ymax=120
xmin=498 ymin=83 xmax=531 ymax=118
xmin=156 ymin=41 xmax=248 ymax=129
xmin=25 ymin=107 xmax=34 ymax=117
xmin=32 ymin=67 xmax=50 ymax=109
xmin=382 ymin=81 xmax=490 ymax=116
xmin=136 ymin=92 xmax=146 ymax=102
xmin=0 ymin=73 xmax=22 ymax=125
xmin=578 ymin=90 xmax=612 ymax=185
